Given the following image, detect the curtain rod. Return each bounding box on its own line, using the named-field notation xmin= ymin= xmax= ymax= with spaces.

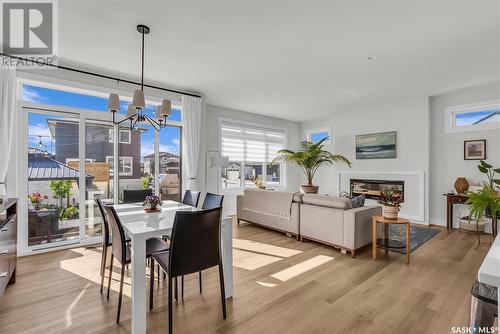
xmin=0 ymin=53 xmax=202 ymax=98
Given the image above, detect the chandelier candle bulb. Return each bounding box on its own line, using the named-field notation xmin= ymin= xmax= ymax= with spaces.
xmin=127 ymin=105 xmax=135 ymax=117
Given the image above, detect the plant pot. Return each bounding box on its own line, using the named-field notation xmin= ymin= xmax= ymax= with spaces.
xmin=300 ymin=185 xmax=319 ymax=194
xmin=382 ymin=206 xmax=399 ymax=220
xmin=33 ymin=203 xmax=42 ymax=211
xmin=149 ymin=204 xmax=158 ymax=211
xmin=454 ymin=177 xmax=469 ymax=195
xmin=459 ymin=218 xmax=486 ymax=232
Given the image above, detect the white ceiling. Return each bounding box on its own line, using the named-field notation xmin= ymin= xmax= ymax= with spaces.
xmin=58 ymin=1 xmax=500 ymax=122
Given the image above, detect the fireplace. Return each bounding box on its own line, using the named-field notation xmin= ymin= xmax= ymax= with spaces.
xmin=350 ymin=179 xmax=404 ymax=201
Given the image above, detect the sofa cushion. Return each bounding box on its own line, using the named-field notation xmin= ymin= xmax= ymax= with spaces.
xmin=302 ymin=194 xmax=352 ymax=210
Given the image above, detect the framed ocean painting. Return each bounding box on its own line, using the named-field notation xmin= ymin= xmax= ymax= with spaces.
xmin=355 ymin=131 xmax=397 ymax=159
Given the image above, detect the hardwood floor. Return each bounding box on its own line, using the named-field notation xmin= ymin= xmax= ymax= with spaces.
xmin=0 ymin=219 xmax=490 ymax=334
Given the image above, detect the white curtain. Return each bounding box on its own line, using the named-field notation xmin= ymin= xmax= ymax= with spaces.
xmin=0 ymin=64 xmax=17 ymax=197
xmin=182 ymin=95 xmax=202 ymax=191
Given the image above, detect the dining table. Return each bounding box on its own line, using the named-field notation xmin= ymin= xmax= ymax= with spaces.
xmin=112 ymin=200 xmax=233 ymax=334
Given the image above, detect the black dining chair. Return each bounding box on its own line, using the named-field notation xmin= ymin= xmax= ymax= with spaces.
xmin=104 ymin=206 xmax=170 ymax=323
xmin=202 ymin=193 xmax=224 ymax=210
xmin=123 ymin=188 xmax=153 ymax=204
xmin=149 ymin=207 xmax=226 ymax=333
xmin=95 ymin=196 xmax=131 ymax=294
xmin=182 ymin=189 xmax=201 ymax=207
xmin=194 ymin=193 xmax=225 ymax=292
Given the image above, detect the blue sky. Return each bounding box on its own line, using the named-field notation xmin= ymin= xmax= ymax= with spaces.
xmin=24 ymin=85 xmax=181 ymax=158
xmin=455 ymin=109 xmax=499 ymax=126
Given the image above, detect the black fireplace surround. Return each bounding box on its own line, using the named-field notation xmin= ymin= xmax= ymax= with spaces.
xmin=350 ymin=179 xmax=404 ymax=201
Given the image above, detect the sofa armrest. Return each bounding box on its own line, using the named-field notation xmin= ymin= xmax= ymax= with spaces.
xmin=236 ymin=195 xmax=244 ymax=217
xmin=343 ymin=205 xmax=382 ymax=249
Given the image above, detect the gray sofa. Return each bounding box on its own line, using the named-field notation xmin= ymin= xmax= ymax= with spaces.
xmin=236 ymin=189 xmax=301 ymax=239
xmin=236 ymin=189 xmax=382 ymax=257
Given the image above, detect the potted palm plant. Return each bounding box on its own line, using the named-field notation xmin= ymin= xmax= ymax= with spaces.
xmin=466 ymin=184 xmax=500 ymax=245
xmin=272 ymin=138 xmax=351 ymax=194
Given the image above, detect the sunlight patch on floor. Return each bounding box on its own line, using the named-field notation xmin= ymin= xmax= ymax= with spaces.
xmin=271 ymin=255 xmax=334 ymax=282
xmin=233 ymin=249 xmax=283 ymax=270
xmin=233 ymin=238 xmax=302 ymax=258
xmin=256 ymin=281 xmax=277 ymax=288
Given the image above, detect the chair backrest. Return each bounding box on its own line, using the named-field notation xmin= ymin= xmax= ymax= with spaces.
xmin=202 ymin=192 xmax=224 ymax=210
xmin=95 ymin=196 xmax=111 ymax=247
xmin=169 ymin=207 xmax=222 ymax=277
xmin=104 ymin=206 xmax=128 ymax=264
xmin=182 ymin=190 xmax=201 ymax=207
xmin=122 ymin=188 xmax=153 ymax=204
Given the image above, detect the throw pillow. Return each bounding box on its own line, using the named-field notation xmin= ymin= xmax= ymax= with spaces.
xmin=351 ymin=195 xmax=365 ymax=208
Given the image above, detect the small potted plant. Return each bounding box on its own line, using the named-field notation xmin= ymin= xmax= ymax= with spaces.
xmin=143 ymin=195 xmax=163 ymax=212
xmin=28 ymin=192 xmax=48 ymax=211
xmin=377 ymin=188 xmax=403 ymax=220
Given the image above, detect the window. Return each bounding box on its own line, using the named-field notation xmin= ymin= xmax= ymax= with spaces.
xmin=108 ymin=129 xmax=131 ymax=144
xmin=22 ymin=84 xmax=183 ymax=121
xmin=445 ymin=100 xmax=500 ymax=133
xmin=106 ymin=156 xmax=133 ymax=176
xmin=220 ymin=120 xmax=286 ymax=190
xmin=306 ymin=127 xmax=331 ymax=144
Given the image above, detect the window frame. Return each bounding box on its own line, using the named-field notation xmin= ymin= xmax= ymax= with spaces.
xmin=108 ymin=128 xmax=132 ymax=144
xmin=305 ymin=126 xmax=332 ymax=144
xmin=218 ymin=118 xmax=287 ymax=192
xmin=106 ymin=156 xmax=133 ymax=176
xmin=445 ymin=99 xmax=500 ymax=133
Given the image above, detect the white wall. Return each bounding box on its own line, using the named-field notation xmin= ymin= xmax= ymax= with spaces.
xmin=199 ymin=104 xmax=302 ymax=216
xmin=430 ymin=82 xmax=500 ymax=226
xmin=301 ymin=96 xmax=430 ymax=223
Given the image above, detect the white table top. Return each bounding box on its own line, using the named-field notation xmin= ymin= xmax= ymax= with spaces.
xmin=478 ymin=235 xmax=500 ymax=286
xmin=113 ymin=200 xmax=199 ymax=239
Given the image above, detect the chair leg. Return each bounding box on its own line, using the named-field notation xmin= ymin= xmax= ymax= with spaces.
xmin=181 ymin=276 xmax=184 ymax=299
xmin=199 ymin=271 xmax=203 ymax=294
xmin=117 ymin=264 xmax=125 ymax=323
xmin=150 ymin=258 xmax=155 ymax=310
xmin=157 ymin=264 xmax=160 ymax=284
xmin=100 ymin=246 xmax=108 ymax=294
xmin=107 ymin=253 xmax=114 ymax=300
xmin=168 ymin=276 xmax=173 ymax=334
xmin=218 ymin=263 xmax=227 ymax=319
xmin=174 ymin=276 xmax=178 ymax=301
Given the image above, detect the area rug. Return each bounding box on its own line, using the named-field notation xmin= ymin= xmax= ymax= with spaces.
xmin=385 ymin=224 xmax=440 ymax=254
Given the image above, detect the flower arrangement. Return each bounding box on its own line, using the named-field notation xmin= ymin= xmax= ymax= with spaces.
xmin=377 ymin=188 xmax=404 ymax=219
xmin=28 ymin=192 xmax=48 ymax=210
xmin=143 ymin=195 xmax=163 ymax=210
xmin=253 ymin=177 xmax=265 ymax=190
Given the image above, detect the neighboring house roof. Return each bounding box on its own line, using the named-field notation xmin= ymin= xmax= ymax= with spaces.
xmin=472 ymin=111 xmax=500 ymax=125
xmin=143 ymin=151 xmax=179 ymax=159
xmin=28 ymin=148 xmax=93 ymax=181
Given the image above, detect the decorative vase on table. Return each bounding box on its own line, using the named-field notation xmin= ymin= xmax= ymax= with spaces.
xmin=454 ymin=177 xmax=469 ymax=195
xmin=143 ymin=195 xmax=162 ymax=212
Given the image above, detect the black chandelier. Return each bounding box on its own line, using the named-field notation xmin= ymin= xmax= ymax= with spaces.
xmin=107 ymin=24 xmax=170 ymax=131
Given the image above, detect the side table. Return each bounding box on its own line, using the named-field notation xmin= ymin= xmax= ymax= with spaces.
xmin=372 ymin=215 xmax=411 ymax=265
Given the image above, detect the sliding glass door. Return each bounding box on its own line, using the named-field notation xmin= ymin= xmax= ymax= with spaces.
xmin=20 ymin=81 xmax=183 ymax=254
xmin=27 ymin=111 xmax=82 ymax=247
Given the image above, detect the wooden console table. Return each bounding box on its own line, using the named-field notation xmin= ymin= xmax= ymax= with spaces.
xmin=443 ymin=193 xmax=468 ymax=230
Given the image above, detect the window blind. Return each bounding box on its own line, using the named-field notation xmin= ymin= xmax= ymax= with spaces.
xmin=220 ymin=121 xmax=286 ymax=163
